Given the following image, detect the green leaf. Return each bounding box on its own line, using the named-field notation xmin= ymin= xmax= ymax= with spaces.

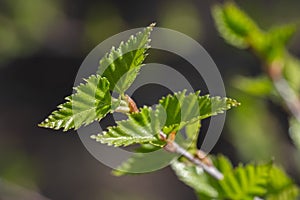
xmin=232 ymin=75 xmax=274 ymax=97
xmin=97 ymin=23 xmax=155 ymax=94
xmin=217 ymin=163 xmax=271 ymax=199
xmin=91 ymin=106 xmax=165 ymax=147
xmin=183 ymin=120 xmax=201 ymax=151
xmin=92 ymin=90 xmax=240 ymax=147
xmin=39 ymin=75 xmax=114 ymax=131
xmin=39 ymin=24 xmax=155 ymax=131
xmin=248 ymin=24 xmax=296 ymax=62
xmin=212 ymin=2 xmax=297 ymax=63
xmin=171 ymin=160 xmax=219 ymax=199
xmin=173 ymin=154 xmax=297 ymax=200
xmin=172 ymin=156 xmax=271 ymax=200
xmin=260 ymin=24 xmax=296 ymax=61
xmin=211 ymin=154 xmax=233 ymax=175
xmin=268 ymin=24 xmax=297 ymax=47
xmin=112 ymin=123 xmax=201 ymax=176
xmin=212 ymin=2 xmax=259 ymax=49
xmin=266 ymin=165 xmax=299 ymax=200
xmin=159 ymin=90 xmax=240 ymax=131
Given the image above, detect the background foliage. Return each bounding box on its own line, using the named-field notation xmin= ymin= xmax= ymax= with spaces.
xmin=1 ymin=0 xmax=300 ymax=199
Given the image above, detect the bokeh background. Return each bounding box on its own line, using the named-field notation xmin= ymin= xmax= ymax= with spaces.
xmin=1 ymin=0 xmax=300 ymax=199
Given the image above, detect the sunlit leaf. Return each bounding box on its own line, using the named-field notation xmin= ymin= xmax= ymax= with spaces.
xmin=172 ymin=155 xmax=272 ymax=200
xmin=266 ymin=165 xmax=299 ymax=200
xmin=91 ymin=106 xmax=165 ymax=147
xmin=112 ymin=123 xmax=201 ymax=176
xmin=212 ymin=2 xmax=258 ymax=49
xmin=159 ymin=90 xmax=240 ymax=131
xmin=39 ymin=75 xmax=114 ymax=131
xmin=171 ymin=160 xmax=219 ymax=199
xmin=92 ymin=90 xmax=239 ymax=147
xmin=216 ymin=163 xmax=271 ymax=199
xmin=268 ymin=24 xmax=297 ymax=47
xmin=97 ymin=23 xmax=155 ymax=94
xmin=183 ymin=120 xmax=201 ymax=151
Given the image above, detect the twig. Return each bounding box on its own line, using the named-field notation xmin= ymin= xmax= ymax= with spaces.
xmin=119 ymin=95 xmax=224 ymax=180
xmin=118 ymin=95 xmax=263 ymax=199
xmin=160 ymin=131 xmax=224 ymax=180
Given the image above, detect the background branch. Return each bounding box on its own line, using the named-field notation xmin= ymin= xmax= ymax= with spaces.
xmin=268 ymin=61 xmax=300 ymax=122
xmin=274 ymin=77 xmax=300 ymax=121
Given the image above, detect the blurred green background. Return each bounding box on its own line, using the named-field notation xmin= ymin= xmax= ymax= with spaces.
xmin=1 ymin=0 xmax=300 ymax=199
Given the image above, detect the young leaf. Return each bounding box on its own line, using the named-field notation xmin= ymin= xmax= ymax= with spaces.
xmin=112 ymin=123 xmax=201 ymax=176
xmin=91 ymin=106 xmax=165 ymax=147
xmin=171 ymin=160 xmax=219 ymax=199
xmin=265 ymin=165 xmax=299 ymax=200
xmin=92 ymin=91 xmax=240 ymax=147
xmin=259 ymin=24 xmax=297 ymax=62
xmin=216 ymin=163 xmax=271 ymax=199
xmin=211 ymin=154 xmax=233 ymax=175
xmin=97 ymin=23 xmax=155 ymax=94
xmin=172 ymin=155 xmax=273 ymax=200
xmin=183 ymin=120 xmax=201 ymax=151
xmin=39 ymin=75 xmax=114 ymax=131
xmin=268 ymin=24 xmax=297 ymax=47
xmin=212 ymin=2 xmax=297 ymax=63
xmin=212 ymin=2 xmax=259 ymax=49
xmin=159 ymin=90 xmax=240 ymax=131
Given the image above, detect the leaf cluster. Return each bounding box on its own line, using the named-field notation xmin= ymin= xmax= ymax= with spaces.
xmin=39 ymin=20 xmax=299 ymax=200
xmin=213 ymin=2 xmax=300 ymax=158
xmin=172 ymin=156 xmax=299 ymax=200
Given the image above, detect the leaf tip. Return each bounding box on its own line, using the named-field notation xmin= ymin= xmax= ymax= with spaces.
xmin=38 ymin=122 xmax=45 ymax=128
xmin=111 ymin=169 xmax=124 ymax=176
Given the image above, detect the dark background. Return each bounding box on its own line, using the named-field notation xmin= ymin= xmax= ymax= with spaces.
xmin=1 ymin=0 xmax=300 ymax=199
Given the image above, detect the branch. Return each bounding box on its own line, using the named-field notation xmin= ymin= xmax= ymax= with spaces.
xmin=268 ymin=61 xmax=300 ymax=122
xmin=121 ymin=95 xmax=224 ymax=180
xmin=160 ymin=131 xmax=224 ymax=180
xmin=274 ymin=78 xmax=300 ymax=121
xmin=117 ymin=95 xmax=262 ymax=200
